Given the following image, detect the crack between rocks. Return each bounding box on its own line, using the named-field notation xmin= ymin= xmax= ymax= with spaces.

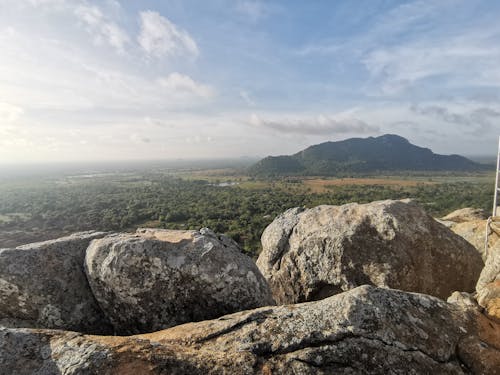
xmin=252 ymin=332 xmax=458 ymax=367
xmin=291 ymin=356 xmax=363 ymax=372
xmin=273 ymin=230 xmax=296 ymax=273
xmin=195 ymin=309 xmax=274 ymax=343
xmin=271 ymin=210 xmax=304 ymax=272
xmin=454 ymin=336 xmax=474 ymax=374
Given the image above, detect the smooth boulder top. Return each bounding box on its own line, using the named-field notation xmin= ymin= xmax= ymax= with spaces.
xmin=257 ymin=199 xmax=484 ymax=304
xmin=441 ymin=208 xmax=487 ymax=223
xmin=0 ymin=231 xmax=112 ymax=334
xmin=1 ymin=285 xmax=499 ymax=374
xmin=85 ymin=228 xmax=274 ymax=335
xmin=449 ymin=220 xmax=494 ymax=261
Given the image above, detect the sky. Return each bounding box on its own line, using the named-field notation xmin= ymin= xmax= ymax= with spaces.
xmin=1 ymin=0 xmax=500 ymax=163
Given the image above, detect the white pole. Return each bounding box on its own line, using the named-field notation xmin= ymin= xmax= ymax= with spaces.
xmin=493 ymin=136 xmax=500 ymax=216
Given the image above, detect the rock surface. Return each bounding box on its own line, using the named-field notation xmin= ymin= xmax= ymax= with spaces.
xmin=257 ymin=200 xmax=484 ymax=304
xmin=447 ymin=291 xmax=480 ymax=310
xmin=477 ymin=281 xmax=500 ymax=322
xmin=447 ymin=220 xmax=497 ymax=260
xmin=477 ymin=242 xmax=500 ymax=291
xmin=0 ymin=231 xmax=112 ymax=334
xmin=476 ymin=241 xmax=500 ymax=322
xmin=1 ymin=286 xmax=499 ymax=375
xmin=85 ymin=228 xmax=274 ymax=335
xmin=441 ymin=208 xmax=487 ymax=223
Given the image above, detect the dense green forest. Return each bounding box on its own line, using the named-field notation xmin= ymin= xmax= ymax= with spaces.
xmin=0 ymin=172 xmax=494 ymax=257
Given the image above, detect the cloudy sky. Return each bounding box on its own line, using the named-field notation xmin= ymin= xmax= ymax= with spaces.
xmin=1 ymin=0 xmax=500 ymax=163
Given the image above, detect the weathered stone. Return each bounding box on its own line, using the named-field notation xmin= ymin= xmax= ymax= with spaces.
xmin=447 ymin=291 xmax=480 ymax=310
xmin=476 ymin=240 xmax=500 ymax=323
xmin=435 ymin=218 xmax=455 ymax=228
xmin=477 ymin=281 xmax=500 ymax=322
xmin=477 ymin=241 xmax=500 ymax=291
xmin=1 ymin=286 xmax=499 ymax=374
xmin=441 ymin=208 xmax=487 ymax=223
xmin=0 ymin=231 xmax=112 ymax=334
xmin=85 ymin=228 xmax=274 ymax=335
xmin=257 ymin=200 xmax=483 ymax=304
xmin=449 ymin=220 xmax=497 ymax=260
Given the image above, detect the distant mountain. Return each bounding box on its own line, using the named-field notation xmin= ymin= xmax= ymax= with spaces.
xmin=249 ymin=134 xmax=488 ymax=176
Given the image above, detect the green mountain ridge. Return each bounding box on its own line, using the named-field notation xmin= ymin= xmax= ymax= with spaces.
xmin=249 ymin=134 xmax=488 ymax=176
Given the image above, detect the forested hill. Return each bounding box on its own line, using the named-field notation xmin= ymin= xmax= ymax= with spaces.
xmin=249 ymin=134 xmax=487 ymax=176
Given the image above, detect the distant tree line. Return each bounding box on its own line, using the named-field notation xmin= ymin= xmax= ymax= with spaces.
xmin=0 ymin=174 xmax=493 ymax=257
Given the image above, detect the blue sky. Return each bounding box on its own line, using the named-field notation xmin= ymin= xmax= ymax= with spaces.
xmin=1 ymin=0 xmax=500 ymax=162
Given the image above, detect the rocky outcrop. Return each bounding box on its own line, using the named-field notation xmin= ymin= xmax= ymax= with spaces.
xmin=441 ymin=208 xmax=487 ymax=223
xmin=85 ymin=228 xmax=274 ymax=335
xmin=1 ymin=286 xmax=499 ymax=375
xmin=257 ymin=200 xmax=484 ymax=304
xmin=477 ymin=281 xmax=500 ymax=322
xmin=447 ymin=291 xmax=480 ymax=310
xmin=0 ymin=231 xmax=112 ymax=334
xmin=443 ymin=219 xmax=499 ymax=261
xmin=477 ymin=242 xmax=500 ymax=292
xmin=476 ymin=241 xmax=500 ymax=322
xmin=437 ymin=208 xmax=498 ymax=261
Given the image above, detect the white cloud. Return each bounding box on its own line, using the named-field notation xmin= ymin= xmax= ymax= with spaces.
xmin=249 ymin=113 xmax=379 ymax=135
xmin=0 ymin=102 xmax=24 ymax=123
xmin=129 ymin=133 xmax=151 ymax=144
xmin=74 ymin=4 xmax=130 ymax=52
xmin=0 ymin=28 xmax=213 ymax=111
xmin=410 ymin=104 xmax=500 ymax=133
xmin=26 ymin=0 xmax=66 ymax=9
xmin=239 ymin=90 xmax=255 ymax=106
xmin=143 ymin=116 xmax=174 ymax=128
xmin=362 ymin=36 xmax=500 ymax=95
xmin=157 ymin=72 xmax=214 ymax=99
xmin=138 ymin=11 xmax=198 ymax=59
xmin=235 ymin=1 xmax=269 ymax=22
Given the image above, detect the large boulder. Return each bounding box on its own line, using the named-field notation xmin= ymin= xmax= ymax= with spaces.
xmin=446 ymin=220 xmax=497 ymax=261
xmin=1 ymin=286 xmax=499 ymax=374
xmin=438 ymin=207 xmax=498 ymax=261
xmin=445 ymin=220 xmax=499 ymax=261
xmin=257 ymin=200 xmax=484 ymax=304
xmin=85 ymin=228 xmax=274 ymax=335
xmin=0 ymin=231 xmax=112 ymax=334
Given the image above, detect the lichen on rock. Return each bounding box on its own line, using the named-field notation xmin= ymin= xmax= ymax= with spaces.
xmin=257 ymin=199 xmax=483 ymax=304
xmin=85 ymin=228 xmax=274 ymax=334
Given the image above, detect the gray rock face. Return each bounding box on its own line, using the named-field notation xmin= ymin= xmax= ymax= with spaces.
xmin=85 ymin=228 xmax=274 ymax=334
xmin=0 ymin=327 xmax=111 ymax=375
xmin=2 ymin=286 xmax=499 ymax=374
xmin=0 ymin=231 xmax=112 ymax=334
xmin=257 ymin=200 xmax=484 ymax=304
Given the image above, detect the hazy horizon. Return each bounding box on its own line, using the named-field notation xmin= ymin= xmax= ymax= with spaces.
xmin=1 ymin=0 xmax=500 ymax=163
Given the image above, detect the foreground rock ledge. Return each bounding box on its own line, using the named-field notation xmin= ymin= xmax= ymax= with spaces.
xmin=257 ymin=200 xmax=484 ymax=304
xmin=1 ymin=286 xmax=499 ymax=375
xmin=85 ymin=228 xmax=274 ymax=335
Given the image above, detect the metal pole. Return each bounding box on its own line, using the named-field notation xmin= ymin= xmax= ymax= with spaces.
xmin=493 ymin=136 xmax=500 ymax=216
